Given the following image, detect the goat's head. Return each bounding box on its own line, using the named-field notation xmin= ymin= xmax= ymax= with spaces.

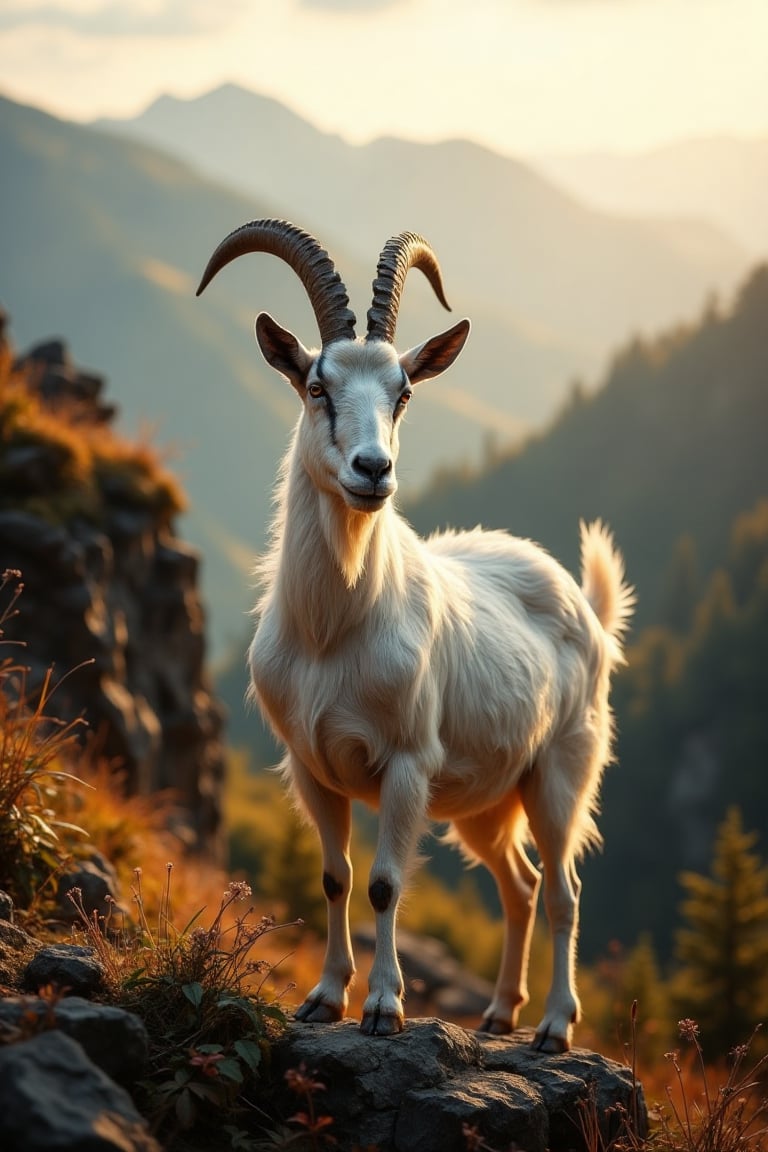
xmin=197 ymin=219 xmax=470 ymax=513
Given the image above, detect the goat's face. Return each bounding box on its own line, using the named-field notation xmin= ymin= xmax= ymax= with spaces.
xmin=256 ymin=313 xmax=470 ymax=514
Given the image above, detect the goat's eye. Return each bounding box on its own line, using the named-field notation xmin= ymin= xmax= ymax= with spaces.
xmin=307 ymin=383 xmax=325 ymax=400
xmin=396 ymin=388 xmax=412 ymax=413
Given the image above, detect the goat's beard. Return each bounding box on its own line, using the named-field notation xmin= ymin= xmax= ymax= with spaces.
xmin=319 ymin=493 xmax=379 ymax=589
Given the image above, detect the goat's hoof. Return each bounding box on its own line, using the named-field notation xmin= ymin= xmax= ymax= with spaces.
xmin=294 ymin=998 xmax=344 ymax=1024
xmin=532 ymin=1027 xmax=570 ymax=1054
xmin=478 ymin=1016 xmax=512 ymax=1036
xmin=360 ymin=1008 xmax=404 ymax=1036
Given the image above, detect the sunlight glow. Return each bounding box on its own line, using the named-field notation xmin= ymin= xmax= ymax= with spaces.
xmin=0 ymin=0 xmax=765 ymax=156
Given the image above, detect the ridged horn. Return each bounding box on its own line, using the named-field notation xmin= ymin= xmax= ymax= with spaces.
xmin=196 ymin=219 xmax=357 ymax=345
xmin=366 ymin=232 xmax=451 ymax=343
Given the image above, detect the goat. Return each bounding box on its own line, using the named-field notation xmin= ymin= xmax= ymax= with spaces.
xmin=197 ymin=219 xmax=634 ymax=1050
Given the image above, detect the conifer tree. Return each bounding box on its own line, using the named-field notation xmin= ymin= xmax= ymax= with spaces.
xmin=620 ymin=934 xmax=672 ymax=1060
xmin=674 ymin=806 xmax=768 ymax=1052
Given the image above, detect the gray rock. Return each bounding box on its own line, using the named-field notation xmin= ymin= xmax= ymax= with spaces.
xmin=273 ymin=1017 xmax=647 ymax=1152
xmin=0 ymin=1029 xmax=160 ymax=1151
xmin=0 ymin=995 xmax=148 ymax=1083
xmin=56 ymin=853 xmax=122 ymax=923
xmin=397 ymin=1070 xmax=548 ymax=1152
xmin=480 ymin=1029 xmax=647 ymax=1150
xmin=24 ymin=944 xmax=105 ymax=998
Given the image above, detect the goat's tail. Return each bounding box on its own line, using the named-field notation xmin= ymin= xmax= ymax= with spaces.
xmin=579 ymin=519 xmax=635 ymax=661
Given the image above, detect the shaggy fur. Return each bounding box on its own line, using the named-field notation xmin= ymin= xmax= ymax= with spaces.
xmin=245 ymin=319 xmax=634 ymax=1049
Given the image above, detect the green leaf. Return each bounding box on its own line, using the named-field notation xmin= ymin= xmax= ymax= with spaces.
xmin=233 ymin=1038 xmax=262 ymax=1072
xmin=260 ymin=1003 xmax=287 ymax=1022
xmin=182 ymin=981 xmax=204 ymax=1008
xmin=175 ymin=1088 xmax=196 ymax=1129
xmin=217 ymin=1058 xmax=244 ymax=1084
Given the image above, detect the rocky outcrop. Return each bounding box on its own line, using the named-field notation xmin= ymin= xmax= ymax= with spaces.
xmin=272 ymin=1018 xmax=647 ymax=1152
xmin=0 ymin=888 xmax=648 ymax=1152
xmin=0 ymin=322 xmax=226 ymax=856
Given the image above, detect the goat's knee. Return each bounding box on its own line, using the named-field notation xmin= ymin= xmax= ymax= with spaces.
xmin=368 ymin=877 xmax=394 ymax=912
xmin=323 ymin=870 xmax=345 ymax=902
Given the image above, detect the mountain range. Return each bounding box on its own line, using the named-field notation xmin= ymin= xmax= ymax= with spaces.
xmin=537 ymin=135 xmax=768 ymax=258
xmin=96 ymin=84 xmax=748 ymax=359
xmin=0 ymin=84 xmax=758 ymax=656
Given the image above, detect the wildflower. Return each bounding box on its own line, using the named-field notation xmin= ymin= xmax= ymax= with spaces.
xmin=288 ymin=1111 xmax=335 ymax=1135
xmin=285 ymin=1062 xmax=326 ymax=1095
xmin=225 ymin=880 xmax=252 ymax=901
xmin=678 ymin=1018 xmax=700 ymax=1042
xmin=188 ymin=926 xmax=212 ymax=952
xmin=188 ymin=1049 xmax=226 ymax=1078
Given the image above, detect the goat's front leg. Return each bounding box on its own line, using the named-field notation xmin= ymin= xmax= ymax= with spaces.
xmin=289 ymin=756 xmax=355 ymax=1024
xmin=362 ymin=756 xmax=428 ymax=1036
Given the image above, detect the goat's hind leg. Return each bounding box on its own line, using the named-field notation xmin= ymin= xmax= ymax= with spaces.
xmin=452 ymin=795 xmax=540 ymax=1035
xmin=521 ymin=743 xmax=594 ymax=1053
xmin=288 ymin=755 xmax=355 ymax=1023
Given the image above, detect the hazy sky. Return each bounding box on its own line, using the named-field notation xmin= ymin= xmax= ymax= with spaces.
xmin=1 ymin=0 xmax=766 ymax=156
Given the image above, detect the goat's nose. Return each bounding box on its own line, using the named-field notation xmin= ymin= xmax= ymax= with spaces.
xmin=352 ymin=451 xmax=392 ymax=484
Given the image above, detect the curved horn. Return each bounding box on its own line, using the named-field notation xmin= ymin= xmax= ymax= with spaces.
xmin=196 ymin=219 xmax=357 ymax=345
xmin=366 ymin=232 xmax=451 ymax=343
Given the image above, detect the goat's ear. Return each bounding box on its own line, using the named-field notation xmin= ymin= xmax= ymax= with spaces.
xmin=255 ymin=312 xmax=314 ymax=390
xmin=399 ymin=318 xmax=470 ymax=385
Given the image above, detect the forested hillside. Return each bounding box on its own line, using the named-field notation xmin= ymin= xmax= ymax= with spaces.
xmin=581 ymin=498 xmax=768 ymax=959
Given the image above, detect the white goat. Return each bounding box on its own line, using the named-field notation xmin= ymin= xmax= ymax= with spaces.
xmin=197 ymin=219 xmax=634 ymax=1050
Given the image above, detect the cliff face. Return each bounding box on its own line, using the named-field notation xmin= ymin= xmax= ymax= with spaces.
xmin=0 ymin=311 xmax=226 ymax=857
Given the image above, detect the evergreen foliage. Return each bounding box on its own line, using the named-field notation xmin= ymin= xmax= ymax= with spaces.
xmin=673 ymin=807 xmax=768 ymax=1052
xmin=583 ymin=498 xmax=768 ymax=959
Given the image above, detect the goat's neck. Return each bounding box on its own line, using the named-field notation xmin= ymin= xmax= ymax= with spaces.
xmin=271 ymin=442 xmax=403 ymax=652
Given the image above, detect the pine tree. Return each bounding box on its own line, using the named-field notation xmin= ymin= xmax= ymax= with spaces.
xmin=620 ymin=934 xmax=673 ymax=1060
xmin=674 ymin=806 xmax=768 ymax=1053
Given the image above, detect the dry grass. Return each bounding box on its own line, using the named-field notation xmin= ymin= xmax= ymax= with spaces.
xmin=0 ymin=570 xmax=91 ymax=910
xmin=0 ymin=354 xmax=185 ymax=526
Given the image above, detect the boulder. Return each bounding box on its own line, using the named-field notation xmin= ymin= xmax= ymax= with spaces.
xmin=0 ymin=1030 xmax=160 ymax=1151
xmin=56 ymin=853 xmax=122 ymax=923
xmin=272 ymin=1017 xmax=647 ymax=1152
xmin=24 ymin=944 xmax=105 ymax=998
xmin=0 ymin=995 xmax=148 ymax=1083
